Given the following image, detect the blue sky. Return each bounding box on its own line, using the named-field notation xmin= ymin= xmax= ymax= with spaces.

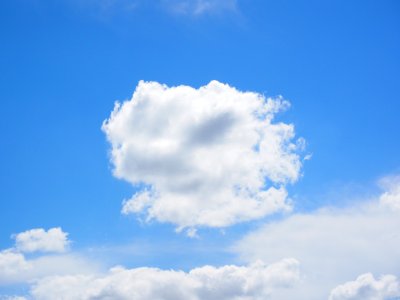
xmin=1 ymin=1 xmax=400 ymax=299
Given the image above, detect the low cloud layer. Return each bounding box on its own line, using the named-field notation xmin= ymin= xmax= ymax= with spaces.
xmin=30 ymin=258 xmax=299 ymax=300
xmin=0 ymin=228 xmax=95 ymax=286
xmin=103 ymin=81 xmax=304 ymax=231
xmin=234 ymin=176 xmax=400 ymax=299
xmin=329 ymin=273 xmax=400 ymax=300
xmin=1 ymin=227 xmax=300 ymax=300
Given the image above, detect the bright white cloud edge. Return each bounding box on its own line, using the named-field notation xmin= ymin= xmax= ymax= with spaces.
xmin=29 ymin=258 xmax=299 ymax=300
xmin=329 ymin=273 xmax=400 ymax=300
xmin=102 ymin=80 xmax=304 ymax=232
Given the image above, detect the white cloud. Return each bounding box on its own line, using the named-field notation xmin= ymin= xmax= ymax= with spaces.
xmin=0 ymin=228 xmax=98 ymax=286
xmin=30 ymin=258 xmax=299 ymax=300
xmin=0 ymin=250 xmax=32 ymax=284
xmin=163 ymin=0 xmax=238 ymax=16
xmin=103 ymin=80 xmax=304 ymax=230
xmin=0 ymin=249 xmax=98 ymax=286
xmin=0 ymin=227 xmax=300 ymax=299
xmin=329 ymin=273 xmax=400 ymax=300
xmin=13 ymin=227 xmax=70 ymax=253
xmin=234 ymin=183 xmax=400 ymax=299
xmin=379 ymin=175 xmax=400 ymax=211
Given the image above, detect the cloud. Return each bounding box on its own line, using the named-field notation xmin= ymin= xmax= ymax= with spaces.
xmin=30 ymin=258 xmax=299 ymax=300
xmin=0 ymin=227 xmax=299 ymax=299
xmin=0 ymin=228 xmax=98 ymax=286
xmin=13 ymin=227 xmax=70 ymax=253
xmin=102 ymin=80 xmax=304 ymax=231
xmin=162 ymin=0 xmax=238 ymax=16
xmin=0 ymin=250 xmax=32 ymax=284
xmin=233 ymin=179 xmax=400 ymax=299
xmin=329 ymin=273 xmax=400 ymax=300
xmin=78 ymin=0 xmax=238 ymax=18
xmin=0 ymin=249 xmax=98 ymax=286
xmin=379 ymin=175 xmax=400 ymax=211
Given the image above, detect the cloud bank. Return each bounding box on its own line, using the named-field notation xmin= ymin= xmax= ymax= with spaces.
xmin=234 ymin=176 xmax=400 ymax=299
xmin=103 ymin=80 xmax=304 ymax=231
xmin=1 ymin=228 xmax=300 ymax=300
xmin=30 ymin=258 xmax=299 ymax=300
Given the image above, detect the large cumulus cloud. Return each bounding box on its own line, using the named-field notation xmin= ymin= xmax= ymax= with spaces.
xmin=102 ymin=80 xmax=304 ymax=231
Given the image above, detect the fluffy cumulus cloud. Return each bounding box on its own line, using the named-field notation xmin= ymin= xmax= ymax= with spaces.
xmin=30 ymin=258 xmax=299 ymax=300
xmin=234 ymin=178 xmax=400 ymax=300
xmin=14 ymin=227 xmax=69 ymax=253
xmin=329 ymin=273 xmax=400 ymax=300
xmin=0 ymin=228 xmax=97 ymax=286
xmin=103 ymin=80 xmax=304 ymax=231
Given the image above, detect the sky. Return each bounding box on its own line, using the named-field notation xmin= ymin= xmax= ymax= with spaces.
xmin=0 ymin=0 xmax=400 ymax=299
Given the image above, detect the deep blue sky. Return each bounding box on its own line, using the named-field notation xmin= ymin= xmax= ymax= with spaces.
xmin=1 ymin=0 xmax=399 ymax=268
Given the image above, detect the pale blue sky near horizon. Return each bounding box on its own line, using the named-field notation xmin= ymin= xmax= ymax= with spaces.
xmin=1 ymin=0 xmax=399 ymax=276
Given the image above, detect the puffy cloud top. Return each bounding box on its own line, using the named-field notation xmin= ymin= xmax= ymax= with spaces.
xmin=31 ymin=258 xmax=300 ymax=300
xmin=14 ymin=227 xmax=69 ymax=253
xmin=329 ymin=273 xmax=400 ymax=300
xmin=103 ymin=81 xmax=304 ymax=230
xmin=379 ymin=175 xmax=400 ymax=211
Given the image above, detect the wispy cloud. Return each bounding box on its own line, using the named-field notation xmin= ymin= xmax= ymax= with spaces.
xmin=0 ymin=228 xmax=98 ymax=286
xmin=161 ymin=0 xmax=238 ymax=16
xmin=72 ymin=0 xmax=239 ymax=18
